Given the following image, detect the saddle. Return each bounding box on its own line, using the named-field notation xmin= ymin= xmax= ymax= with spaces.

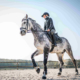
xmin=45 ymin=32 xmax=62 ymax=45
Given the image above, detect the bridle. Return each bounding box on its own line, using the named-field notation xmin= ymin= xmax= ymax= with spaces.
xmin=20 ymin=18 xmax=48 ymax=33
xmin=20 ymin=19 xmax=29 ymax=31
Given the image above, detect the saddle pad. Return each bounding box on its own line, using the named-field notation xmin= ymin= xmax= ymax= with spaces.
xmin=45 ymin=32 xmax=62 ymax=44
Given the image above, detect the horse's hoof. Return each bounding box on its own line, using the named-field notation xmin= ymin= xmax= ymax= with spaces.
xmin=42 ymin=76 xmax=46 ymax=79
xmin=58 ymin=72 xmax=61 ymax=76
xmin=36 ymin=67 xmax=40 ymax=74
xmin=76 ymin=72 xmax=79 ymax=75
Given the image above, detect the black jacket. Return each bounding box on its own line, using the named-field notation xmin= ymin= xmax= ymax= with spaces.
xmin=44 ymin=17 xmax=55 ymax=31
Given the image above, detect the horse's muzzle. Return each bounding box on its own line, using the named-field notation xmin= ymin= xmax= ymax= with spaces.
xmin=20 ymin=30 xmax=26 ymax=36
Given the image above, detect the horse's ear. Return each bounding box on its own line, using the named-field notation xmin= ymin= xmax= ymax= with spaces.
xmin=26 ymin=14 xmax=28 ymax=19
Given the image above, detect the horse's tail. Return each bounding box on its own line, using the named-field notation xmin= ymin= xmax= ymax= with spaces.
xmin=64 ymin=38 xmax=78 ymax=74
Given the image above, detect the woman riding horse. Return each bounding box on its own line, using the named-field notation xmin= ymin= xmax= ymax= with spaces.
xmin=42 ymin=12 xmax=57 ymax=46
xmin=20 ymin=14 xmax=79 ymax=79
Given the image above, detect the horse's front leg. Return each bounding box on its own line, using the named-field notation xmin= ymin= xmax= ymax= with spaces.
xmin=42 ymin=47 xmax=49 ymax=79
xmin=31 ymin=50 xmax=40 ymax=74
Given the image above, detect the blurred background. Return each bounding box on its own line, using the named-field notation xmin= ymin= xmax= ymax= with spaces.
xmin=0 ymin=0 xmax=80 ymax=62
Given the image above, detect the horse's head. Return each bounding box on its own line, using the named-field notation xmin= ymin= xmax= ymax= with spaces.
xmin=20 ymin=14 xmax=32 ymax=36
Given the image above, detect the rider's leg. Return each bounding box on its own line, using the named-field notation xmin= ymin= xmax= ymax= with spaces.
xmin=53 ymin=34 xmax=57 ymax=46
xmin=51 ymin=29 xmax=57 ymax=46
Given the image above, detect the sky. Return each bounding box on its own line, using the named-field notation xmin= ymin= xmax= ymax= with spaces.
xmin=0 ymin=0 xmax=80 ymax=61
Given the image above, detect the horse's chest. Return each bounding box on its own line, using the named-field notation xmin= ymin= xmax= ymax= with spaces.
xmin=34 ymin=39 xmax=43 ymax=48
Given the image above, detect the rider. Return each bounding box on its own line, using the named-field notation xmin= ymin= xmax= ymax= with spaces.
xmin=41 ymin=12 xmax=57 ymax=46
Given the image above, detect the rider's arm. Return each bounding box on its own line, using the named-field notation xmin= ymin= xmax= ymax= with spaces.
xmin=49 ymin=18 xmax=55 ymax=30
xmin=44 ymin=22 xmax=46 ymax=30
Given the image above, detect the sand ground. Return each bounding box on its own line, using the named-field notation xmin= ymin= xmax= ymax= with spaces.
xmin=0 ymin=68 xmax=80 ymax=80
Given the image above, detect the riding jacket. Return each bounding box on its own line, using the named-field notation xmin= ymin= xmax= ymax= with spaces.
xmin=44 ymin=16 xmax=55 ymax=31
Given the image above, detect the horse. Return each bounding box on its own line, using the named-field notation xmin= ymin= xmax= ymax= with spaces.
xmin=20 ymin=14 xmax=79 ymax=79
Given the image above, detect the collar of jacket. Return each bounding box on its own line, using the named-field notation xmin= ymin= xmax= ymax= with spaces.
xmin=45 ymin=16 xmax=49 ymax=20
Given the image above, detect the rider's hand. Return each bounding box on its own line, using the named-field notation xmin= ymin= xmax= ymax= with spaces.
xmin=47 ymin=29 xmax=50 ymax=31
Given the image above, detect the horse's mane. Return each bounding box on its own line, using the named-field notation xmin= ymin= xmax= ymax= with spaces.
xmin=29 ymin=18 xmax=36 ymax=22
xmin=29 ymin=18 xmax=43 ymax=31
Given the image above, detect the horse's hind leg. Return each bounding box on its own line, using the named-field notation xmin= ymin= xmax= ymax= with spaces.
xmin=57 ymin=53 xmax=64 ymax=76
xmin=66 ymin=47 xmax=79 ymax=75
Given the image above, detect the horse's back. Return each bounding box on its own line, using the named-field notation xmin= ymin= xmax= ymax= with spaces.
xmin=50 ymin=37 xmax=69 ymax=53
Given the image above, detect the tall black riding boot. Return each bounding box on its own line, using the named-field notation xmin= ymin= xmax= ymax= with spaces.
xmin=52 ymin=34 xmax=57 ymax=47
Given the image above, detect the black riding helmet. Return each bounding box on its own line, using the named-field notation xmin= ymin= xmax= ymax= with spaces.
xmin=41 ymin=12 xmax=49 ymax=17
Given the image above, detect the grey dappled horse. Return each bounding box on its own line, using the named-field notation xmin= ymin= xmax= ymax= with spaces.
xmin=20 ymin=15 xmax=79 ymax=79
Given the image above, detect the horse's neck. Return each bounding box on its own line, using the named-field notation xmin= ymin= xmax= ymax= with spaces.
xmin=31 ymin=23 xmax=44 ymax=39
